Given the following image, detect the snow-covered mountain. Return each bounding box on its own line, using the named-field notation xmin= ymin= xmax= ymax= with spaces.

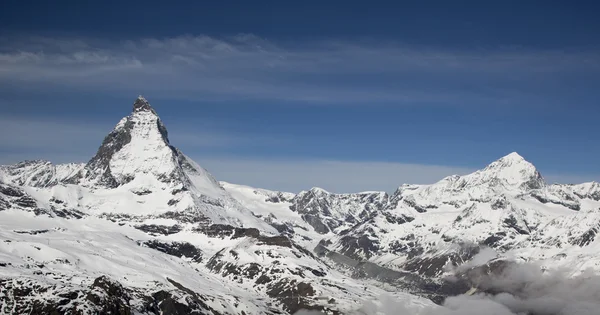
xmin=0 ymin=97 xmax=435 ymax=314
xmin=0 ymin=160 xmax=84 ymax=188
xmin=321 ymin=152 xmax=600 ymax=277
xmin=2 ymin=96 xmax=600 ymax=314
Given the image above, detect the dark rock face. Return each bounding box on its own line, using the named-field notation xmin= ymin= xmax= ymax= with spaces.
xmin=521 ymin=170 xmax=545 ymax=190
xmin=574 ymin=189 xmax=600 ymax=201
xmin=402 ymin=196 xmax=431 ymax=213
xmin=14 ymin=196 xmax=37 ymax=208
xmin=502 ymin=215 xmax=530 ymax=235
xmin=52 ymin=208 xmax=86 ymax=219
xmin=290 ymin=190 xmax=335 ymax=234
xmin=270 ymin=221 xmax=295 ymax=234
xmin=257 ymin=235 xmax=293 ymax=248
xmin=85 ymin=118 xmax=134 ymax=188
xmin=197 ymin=223 xmax=295 ymax=250
xmin=569 ymin=225 xmax=599 ymax=247
xmin=0 ymin=276 xmax=224 ymax=315
xmin=265 ymin=192 xmax=294 ymax=203
xmin=482 ymin=232 xmax=507 ymax=247
xmin=134 ymin=224 xmax=183 ymax=236
xmin=300 ymin=214 xmax=333 ymax=234
xmin=13 ymin=229 xmax=49 ymax=235
xmin=140 ymin=240 xmax=203 ymax=262
xmin=145 ymin=278 xmax=220 ymax=315
xmin=490 ymin=197 xmax=509 ymax=210
xmin=194 ymin=223 xmax=236 ymax=238
xmin=0 ymin=184 xmax=25 ymax=197
xmin=530 ymin=191 xmax=581 ymax=211
xmin=195 ymin=223 xmax=273 ymax=242
xmin=158 ymin=211 xmax=211 ymax=224
xmin=383 ymin=212 xmax=414 ymax=224
xmin=0 ymin=197 xmax=11 ymax=210
xmin=389 ymin=235 xmax=425 ymax=259
xmin=132 ymin=189 xmax=153 ymax=196
xmin=86 ymin=276 xmax=132 ymax=315
xmin=336 ymin=234 xmax=380 ymax=261
xmin=0 ymin=276 xmax=131 ymax=315
xmin=402 ymin=245 xmax=480 ymax=278
xmin=133 ymin=96 xmax=157 ymax=114
xmin=232 ymin=227 xmax=261 ymax=239
xmin=265 ymin=280 xmax=338 ymax=315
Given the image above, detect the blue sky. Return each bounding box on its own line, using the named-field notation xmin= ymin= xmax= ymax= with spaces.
xmin=1 ymin=1 xmax=599 ymax=192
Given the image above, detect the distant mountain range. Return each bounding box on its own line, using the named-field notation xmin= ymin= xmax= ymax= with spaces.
xmin=2 ymin=96 xmax=599 ymax=314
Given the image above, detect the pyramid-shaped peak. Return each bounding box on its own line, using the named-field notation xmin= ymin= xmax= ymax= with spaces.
xmin=133 ymin=95 xmax=156 ymax=114
xmin=83 ymin=95 xmax=173 ymax=187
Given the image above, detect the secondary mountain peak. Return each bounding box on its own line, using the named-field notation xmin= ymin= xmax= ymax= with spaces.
xmin=474 ymin=151 xmax=544 ymax=190
xmin=485 ymin=152 xmax=534 ymax=173
xmin=500 ymin=151 xmax=524 ymax=161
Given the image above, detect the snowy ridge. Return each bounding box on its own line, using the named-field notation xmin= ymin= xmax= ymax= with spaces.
xmin=0 ymin=160 xmax=84 ymax=188
xmin=3 ymin=96 xmax=600 ymax=314
xmin=1 ymin=96 xmax=433 ymax=314
xmin=388 ymin=152 xmax=544 ymax=212
xmin=321 ymin=153 xmax=600 ymax=278
xmin=220 ymin=182 xmax=391 ymax=252
xmin=289 ymin=188 xmax=388 ymax=234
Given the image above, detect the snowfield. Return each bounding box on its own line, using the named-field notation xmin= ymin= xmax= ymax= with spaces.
xmin=2 ymin=96 xmax=600 ymax=314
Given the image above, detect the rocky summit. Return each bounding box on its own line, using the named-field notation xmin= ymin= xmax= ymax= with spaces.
xmin=2 ymin=96 xmax=600 ymax=314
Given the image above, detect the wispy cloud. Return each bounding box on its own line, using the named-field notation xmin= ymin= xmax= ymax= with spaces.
xmin=0 ymin=35 xmax=598 ymax=104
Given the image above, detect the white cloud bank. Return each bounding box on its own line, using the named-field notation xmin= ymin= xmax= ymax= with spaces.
xmin=296 ymin=258 xmax=600 ymax=315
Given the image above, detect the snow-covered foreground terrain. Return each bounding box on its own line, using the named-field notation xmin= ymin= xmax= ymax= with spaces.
xmin=2 ymin=96 xmax=600 ymax=314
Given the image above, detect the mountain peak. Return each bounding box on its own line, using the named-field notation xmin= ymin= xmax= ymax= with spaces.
xmin=84 ymin=96 xmax=174 ymax=187
xmin=132 ymin=95 xmax=156 ymax=114
xmin=499 ymin=152 xmax=525 ymax=162
xmin=477 ymin=152 xmax=544 ymax=190
xmin=487 ymin=152 xmax=531 ymax=171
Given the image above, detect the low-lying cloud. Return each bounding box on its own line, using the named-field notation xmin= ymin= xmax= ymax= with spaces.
xmin=296 ymin=258 xmax=600 ymax=315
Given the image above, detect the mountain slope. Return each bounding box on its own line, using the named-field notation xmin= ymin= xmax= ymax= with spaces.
xmin=3 ymin=96 xmax=600 ymax=314
xmin=0 ymin=160 xmax=84 ymax=188
xmin=319 ymin=153 xmax=600 ymax=278
xmin=221 ymin=153 xmax=600 ymax=282
xmin=0 ymin=96 xmax=437 ymax=314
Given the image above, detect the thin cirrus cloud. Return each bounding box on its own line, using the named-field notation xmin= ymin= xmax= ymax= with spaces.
xmin=0 ymin=34 xmax=598 ymax=104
